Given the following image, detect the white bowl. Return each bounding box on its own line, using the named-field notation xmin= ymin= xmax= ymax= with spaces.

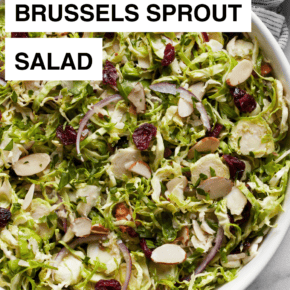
xmin=0 ymin=13 xmax=288 ymax=290
xmin=220 ymin=12 xmax=290 ymax=290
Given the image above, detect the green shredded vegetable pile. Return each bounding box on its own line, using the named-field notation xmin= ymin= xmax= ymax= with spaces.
xmin=0 ymin=6 xmax=290 ymax=290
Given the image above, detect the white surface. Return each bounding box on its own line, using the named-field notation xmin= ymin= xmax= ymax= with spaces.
xmin=247 ymin=4 xmax=290 ymax=290
xmin=5 ymin=38 xmax=102 ymax=81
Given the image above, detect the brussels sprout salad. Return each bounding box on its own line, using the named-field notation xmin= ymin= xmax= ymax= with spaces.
xmin=0 ymin=8 xmax=290 ymax=290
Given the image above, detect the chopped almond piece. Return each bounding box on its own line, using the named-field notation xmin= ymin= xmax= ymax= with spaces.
xmin=110 ymin=148 xmax=143 ymax=179
xmin=174 ymin=226 xmax=190 ymax=246
xmin=261 ymin=63 xmax=272 ymax=76
xmin=91 ymin=224 xmax=110 ymax=234
xmin=115 ymin=203 xmax=132 ymax=233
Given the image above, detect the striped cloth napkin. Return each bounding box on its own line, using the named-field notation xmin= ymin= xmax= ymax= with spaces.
xmin=252 ymin=0 xmax=289 ymax=49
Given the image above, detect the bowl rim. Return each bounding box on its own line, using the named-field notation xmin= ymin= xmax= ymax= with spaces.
xmin=220 ymin=12 xmax=290 ymax=290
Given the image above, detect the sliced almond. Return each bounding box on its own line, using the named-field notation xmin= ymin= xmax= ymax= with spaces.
xmin=128 ymin=83 xmax=146 ymax=114
xmin=226 ymin=186 xmax=247 ymax=215
xmin=189 ymin=82 xmax=205 ymax=101
xmin=22 ymin=184 xmax=35 ymax=210
xmin=207 ymin=39 xmax=223 ymax=52
xmin=178 ymin=226 xmax=190 ymax=246
xmin=128 ymin=161 xmax=151 ymax=179
xmin=178 ymin=98 xmax=193 ymax=118
xmin=188 ymin=137 xmax=220 ymax=159
xmin=151 ymin=244 xmax=187 ymax=265
xmin=61 ymin=226 xmax=75 ymax=243
xmin=197 ymin=177 xmax=233 ymax=200
xmin=71 ymin=217 xmax=92 ymax=237
xmin=226 ymin=60 xmax=253 ymax=87
xmin=111 ymin=148 xmax=142 ymax=179
xmin=138 ymin=55 xmax=151 ymax=69
xmin=91 ymin=224 xmax=110 ymax=235
xmin=12 ymin=153 xmax=50 ymax=176
xmin=124 ymin=161 xmax=135 ymax=170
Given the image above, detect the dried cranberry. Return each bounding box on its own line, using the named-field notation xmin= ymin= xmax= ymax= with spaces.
xmin=107 ymin=143 xmax=115 ymax=154
xmin=236 ymin=201 xmax=252 ymax=225
xmin=232 ymin=239 xmax=251 ymax=254
xmin=126 ymin=227 xmax=139 ymax=238
xmin=208 ymin=123 xmax=223 ymax=138
xmin=95 ymin=279 xmax=121 ymax=290
xmin=161 ymin=44 xmax=175 ymax=66
xmin=132 ymin=123 xmax=157 ymax=150
xmin=228 ymin=214 xmax=235 ymax=234
xmin=11 ymin=32 xmax=29 ymax=38
xmin=230 ymin=87 xmax=256 ymax=113
xmin=103 ymin=60 xmax=118 ymax=88
xmin=223 ymin=155 xmax=245 ymax=180
xmin=183 ymin=170 xmax=191 ymax=180
xmin=56 ymin=125 xmax=77 ymax=146
xmin=164 ymin=147 xmax=173 ymax=158
xmin=0 ymin=207 xmax=11 ymax=228
xmin=0 ymin=112 xmax=2 ymax=121
xmin=104 ymin=33 xmax=115 ymax=39
xmin=252 ymin=70 xmax=258 ymax=79
xmin=140 ymin=238 xmax=152 ymax=258
xmin=201 ymin=32 xmax=209 ymax=42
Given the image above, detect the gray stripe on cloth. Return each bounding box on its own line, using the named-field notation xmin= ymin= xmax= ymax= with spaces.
xmin=252 ymin=0 xmax=288 ymax=49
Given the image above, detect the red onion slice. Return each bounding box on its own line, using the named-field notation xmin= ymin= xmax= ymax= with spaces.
xmin=117 ymin=240 xmax=132 ymax=290
xmin=54 ymin=95 xmax=63 ymax=101
xmin=149 ymin=83 xmax=177 ymax=95
xmin=150 ymin=83 xmax=210 ymax=130
xmin=196 ymin=102 xmax=211 ymax=131
xmin=0 ymin=78 xmax=7 ymax=87
xmin=177 ymin=87 xmax=199 ymax=102
xmin=195 ymin=226 xmax=224 ymax=275
xmin=54 ymin=234 xmax=108 ymax=266
xmin=76 ymin=94 xmax=123 ymax=161
xmin=182 ymin=226 xmax=224 ymax=282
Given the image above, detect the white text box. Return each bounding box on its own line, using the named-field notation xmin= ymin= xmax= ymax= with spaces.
xmin=5 ymin=38 xmax=103 ymax=81
xmin=6 ymin=0 xmax=252 ymax=33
